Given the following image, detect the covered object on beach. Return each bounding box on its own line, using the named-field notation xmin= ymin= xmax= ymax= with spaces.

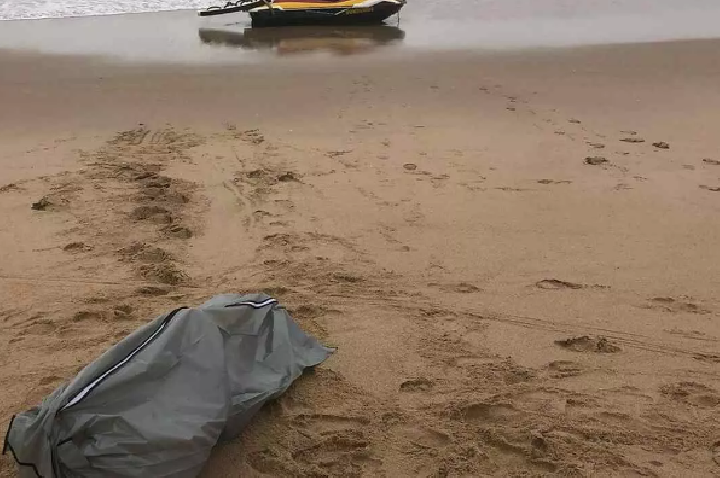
xmin=3 ymin=293 xmax=333 ymax=478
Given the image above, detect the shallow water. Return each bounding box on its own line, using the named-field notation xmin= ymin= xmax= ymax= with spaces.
xmin=0 ymin=0 xmax=210 ymax=20
xmin=1 ymin=0 xmax=720 ymax=62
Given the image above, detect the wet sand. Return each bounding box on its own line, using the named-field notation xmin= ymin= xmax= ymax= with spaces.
xmin=2 ymin=33 xmax=720 ymax=477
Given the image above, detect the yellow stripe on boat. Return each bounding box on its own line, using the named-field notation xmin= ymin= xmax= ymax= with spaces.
xmin=271 ymin=0 xmax=363 ymax=9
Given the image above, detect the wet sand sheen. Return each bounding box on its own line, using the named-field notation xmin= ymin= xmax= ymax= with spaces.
xmin=1 ymin=0 xmax=720 ymax=62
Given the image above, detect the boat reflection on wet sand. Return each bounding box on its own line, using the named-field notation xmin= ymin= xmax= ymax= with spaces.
xmin=198 ymin=25 xmax=404 ymax=56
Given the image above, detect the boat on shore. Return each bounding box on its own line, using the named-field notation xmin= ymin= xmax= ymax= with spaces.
xmin=199 ymin=0 xmax=405 ymax=27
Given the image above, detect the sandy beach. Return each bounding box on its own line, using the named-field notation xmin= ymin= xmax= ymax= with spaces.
xmin=2 ymin=16 xmax=720 ymax=477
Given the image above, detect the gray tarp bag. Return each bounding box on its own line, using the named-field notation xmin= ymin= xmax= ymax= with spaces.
xmin=3 ymin=293 xmax=333 ymax=478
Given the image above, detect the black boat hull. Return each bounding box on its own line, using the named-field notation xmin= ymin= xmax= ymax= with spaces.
xmin=250 ymin=2 xmax=402 ymax=27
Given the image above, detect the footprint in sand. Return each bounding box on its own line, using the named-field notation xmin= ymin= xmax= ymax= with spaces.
xmin=136 ymin=286 xmax=170 ymax=296
xmin=260 ymin=286 xmax=291 ymax=296
xmin=131 ymin=205 xmax=172 ymax=224
xmin=291 ymin=413 xmax=370 ymax=432
xmin=535 ymin=279 xmax=585 ymax=290
xmin=119 ymin=243 xmax=172 ymax=264
xmin=399 ymin=377 xmax=433 ymax=392
xmin=139 ymin=263 xmax=187 ymax=286
xmin=660 ymin=381 xmax=720 ymax=407
xmin=428 ymin=282 xmax=481 ymax=294
xmin=245 ymin=449 xmax=294 ymax=476
xmin=0 ymin=183 xmax=20 ymax=193
xmin=620 ymin=137 xmax=646 ymax=143
xmin=694 ymin=353 xmax=720 ymax=364
xmin=537 ymin=179 xmax=572 ymax=185
xmin=643 ymin=297 xmax=709 ymax=314
xmin=234 ymin=128 xmax=265 ymax=144
xmin=71 ymin=310 xmax=104 ymax=323
xmin=289 ymin=429 xmax=376 ymax=475
xmin=18 ymin=317 xmax=58 ymax=336
xmin=399 ymin=425 xmax=451 ymax=449
xmin=453 ymin=402 xmax=520 ymax=423
xmin=713 ymin=441 xmax=720 ymax=466
xmin=545 ymin=360 xmax=584 ymax=379
xmin=665 ymin=328 xmax=714 ymax=341
xmin=290 ymin=304 xmax=330 ymax=320
xmin=83 ymin=295 xmax=110 ymax=305
xmin=331 ymin=272 xmax=364 ymax=284
xmin=277 ymin=172 xmax=300 ymax=183
xmin=252 ymin=210 xmax=276 ymax=221
xmin=494 ymin=186 xmax=531 ymax=192
xmin=63 ymin=241 xmax=92 ymax=253
xmin=584 ymin=156 xmax=608 ymax=166
xmin=327 ymin=149 xmax=352 ymax=159
xmin=37 ymin=375 xmax=64 ymax=387
xmin=31 ymin=196 xmax=55 ymax=211
xmin=554 ymin=336 xmax=621 ymax=353
xmin=112 ymin=305 xmax=133 ymax=321
xmin=164 ymin=225 xmax=193 ymax=239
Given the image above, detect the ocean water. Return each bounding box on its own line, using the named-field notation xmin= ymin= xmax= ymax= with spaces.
xmin=0 ymin=0 xmax=208 ymax=20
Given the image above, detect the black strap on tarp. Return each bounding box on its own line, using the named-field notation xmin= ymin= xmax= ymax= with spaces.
xmin=3 ymin=414 xmax=45 ymax=477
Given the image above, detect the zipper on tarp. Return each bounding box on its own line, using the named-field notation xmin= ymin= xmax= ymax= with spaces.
xmin=59 ymin=306 xmax=188 ymax=412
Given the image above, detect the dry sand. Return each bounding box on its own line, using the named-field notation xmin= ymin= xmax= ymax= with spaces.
xmin=1 ymin=39 xmax=720 ymax=477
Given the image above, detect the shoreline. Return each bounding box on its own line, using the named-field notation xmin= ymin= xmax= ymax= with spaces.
xmin=2 ymin=2 xmax=720 ymax=63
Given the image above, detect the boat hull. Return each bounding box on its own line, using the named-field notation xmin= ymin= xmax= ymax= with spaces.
xmin=250 ymin=1 xmax=403 ymax=27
